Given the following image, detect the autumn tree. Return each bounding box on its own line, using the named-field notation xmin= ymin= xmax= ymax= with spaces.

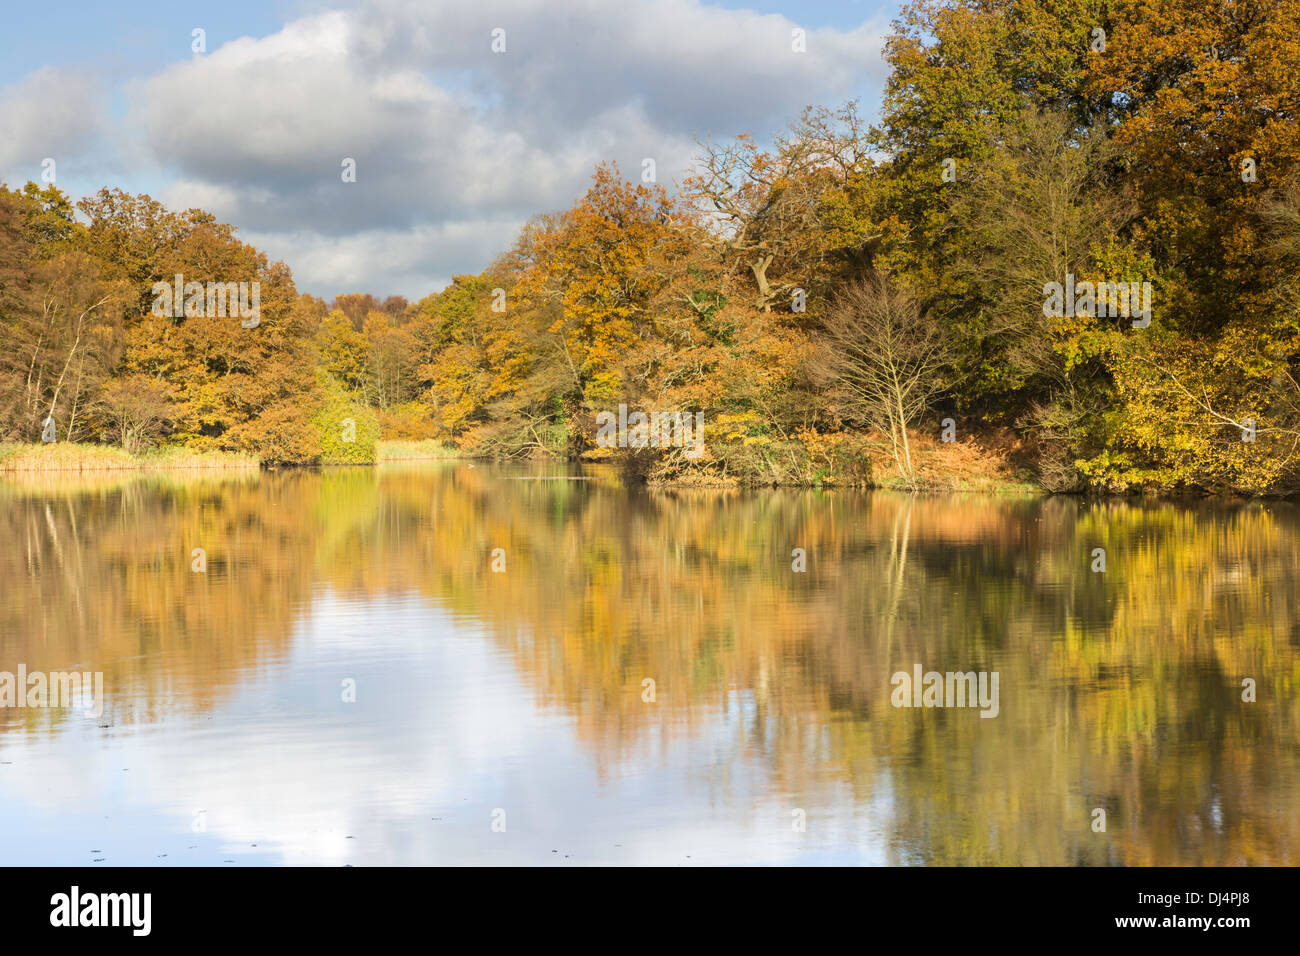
xmin=361 ymin=312 xmax=417 ymax=409
xmin=332 ymin=293 xmax=381 ymax=330
xmin=0 ymin=189 xmax=131 ymax=442
xmin=684 ymin=103 xmax=877 ymax=316
xmin=316 ymin=310 xmax=369 ymax=391
xmin=95 ymin=375 xmax=173 ymax=453
xmin=29 ymin=251 xmax=132 ymax=441
xmin=816 ymin=273 xmax=951 ymax=487
xmin=0 ymin=188 xmax=37 ymax=439
xmin=79 ymin=192 xmax=325 ymax=460
xmin=514 ymin=165 xmax=689 ymax=420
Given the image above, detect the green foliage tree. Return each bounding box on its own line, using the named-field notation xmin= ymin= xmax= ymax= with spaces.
xmin=313 ymin=374 xmax=380 ymax=464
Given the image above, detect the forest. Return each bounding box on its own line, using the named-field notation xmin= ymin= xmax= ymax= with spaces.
xmin=2 ymin=0 xmax=1298 ymax=495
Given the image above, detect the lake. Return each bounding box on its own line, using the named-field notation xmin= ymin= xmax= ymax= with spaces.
xmin=1 ymin=462 xmax=1296 ymax=865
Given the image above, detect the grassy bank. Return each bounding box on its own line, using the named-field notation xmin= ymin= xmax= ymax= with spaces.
xmin=0 ymin=436 xmax=1040 ymax=496
xmin=872 ymin=434 xmax=1042 ymax=495
xmin=376 ymin=439 xmax=465 ymax=461
xmin=0 ymin=443 xmax=259 ymax=472
xmin=640 ymin=429 xmax=1042 ymax=494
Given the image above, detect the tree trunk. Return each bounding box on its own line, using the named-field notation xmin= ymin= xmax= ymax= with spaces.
xmin=750 ymin=254 xmax=774 ymax=312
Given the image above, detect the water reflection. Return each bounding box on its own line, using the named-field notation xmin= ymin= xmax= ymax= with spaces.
xmin=0 ymin=464 xmax=1296 ymax=864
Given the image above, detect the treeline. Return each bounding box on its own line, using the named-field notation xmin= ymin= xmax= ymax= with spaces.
xmin=2 ymin=0 xmax=1299 ymax=493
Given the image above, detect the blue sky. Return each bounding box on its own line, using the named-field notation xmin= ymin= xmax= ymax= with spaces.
xmin=0 ymin=0 xmax=903 ymax=299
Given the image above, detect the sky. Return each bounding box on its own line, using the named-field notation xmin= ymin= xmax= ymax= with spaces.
xmin=0 ymin=0 xmax=901 ymax=301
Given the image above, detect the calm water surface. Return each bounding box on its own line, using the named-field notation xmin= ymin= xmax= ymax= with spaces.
xmin=1 ymin=463 xmax=1296 ymax=865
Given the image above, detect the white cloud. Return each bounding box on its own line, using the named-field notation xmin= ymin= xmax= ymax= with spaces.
xmin=0 ymin=67 xmax=108 ymax=185
xmin=238 ymin=218 xmax=523 ymax=298
xmin=14 ymin=1 xmax=889 ymax=299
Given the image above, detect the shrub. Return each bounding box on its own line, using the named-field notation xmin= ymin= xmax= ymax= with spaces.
xmin=312 ymin=376 xmax=380 ymax=464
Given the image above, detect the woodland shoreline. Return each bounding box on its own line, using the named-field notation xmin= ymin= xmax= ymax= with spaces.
xmin=4 ymin=440 xmax=1273 ymax=499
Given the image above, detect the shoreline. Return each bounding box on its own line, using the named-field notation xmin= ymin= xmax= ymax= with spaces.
xmin=2 ymin=442 xmax=1285 ymax=500
xmin=0 ymin=443 xmax=259 ymax=474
